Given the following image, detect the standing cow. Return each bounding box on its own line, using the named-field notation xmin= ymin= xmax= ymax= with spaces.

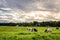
xmin=56 ymin=27 xmax=59 ymax=29
xmin=27 ymin=28 xmax=37 ymax=32
xmin=45 ymin=28 xmax=52 ymax=33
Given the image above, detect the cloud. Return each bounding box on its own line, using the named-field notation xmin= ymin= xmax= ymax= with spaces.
xmin=0 ymin=0 xmax=60 ymax=12
xmin=0 ymin=0 xmax=60 ymax=23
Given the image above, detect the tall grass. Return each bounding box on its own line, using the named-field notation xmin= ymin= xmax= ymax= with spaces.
xmin=0 ymin=26 xmax=60 ymax=40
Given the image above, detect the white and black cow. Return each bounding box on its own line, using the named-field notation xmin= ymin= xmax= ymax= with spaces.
xmin=27 ymin=28 xmax=37 ymax=32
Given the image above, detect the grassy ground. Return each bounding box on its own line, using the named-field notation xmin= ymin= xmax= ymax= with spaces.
xmin=0 ymin=26 xmax=60 ymax=40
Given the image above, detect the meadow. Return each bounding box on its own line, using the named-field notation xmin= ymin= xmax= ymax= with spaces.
xmin=0 ymin=26 xmax=60 ymax=40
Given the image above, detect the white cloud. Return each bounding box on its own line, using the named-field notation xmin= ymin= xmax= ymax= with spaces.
xmin=0 ymin=0 xmax=60 ymax=23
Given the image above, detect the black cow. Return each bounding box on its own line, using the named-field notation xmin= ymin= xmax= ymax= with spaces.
xmin=56 ymin=27 xmax=59 ymax=29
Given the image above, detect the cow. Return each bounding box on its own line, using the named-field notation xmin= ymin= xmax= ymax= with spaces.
xmin=56 ymin=27 xmax=59 ymax=29
xmin=45 ymin=28 xmax=52 ymax=33
xmin=27 ymin=28 xmax=37 ymax=32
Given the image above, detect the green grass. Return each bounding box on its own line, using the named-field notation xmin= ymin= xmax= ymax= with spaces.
xmin=0 ymin=26 xmax=60 ymax=40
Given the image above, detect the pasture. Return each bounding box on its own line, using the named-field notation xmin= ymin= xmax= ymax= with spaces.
xmin=0 ymin=26 xmax=60 ymax=40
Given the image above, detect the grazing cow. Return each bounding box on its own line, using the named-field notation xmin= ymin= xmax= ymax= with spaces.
xmin=16 ymin=25 xmax=19 ymax=27
xmin=27 ymin=28 xmax=37 ymax=32
xmin=45 ymin=28 xmax=52 ymax=33
xmin=56 ymin=27 xmax=59 ymax=29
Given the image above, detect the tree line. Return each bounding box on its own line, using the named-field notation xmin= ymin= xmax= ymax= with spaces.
xmin=0 ymin=21 xmax=60 ymax=27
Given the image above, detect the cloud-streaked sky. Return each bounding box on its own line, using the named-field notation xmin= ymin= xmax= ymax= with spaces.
xmin=0 ymin=0 xmax=60 ymax=12
xmin=0 ymin=0 xmax=60 ymax=23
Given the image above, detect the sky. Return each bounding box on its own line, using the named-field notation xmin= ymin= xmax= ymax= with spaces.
xmin=0 ymin=0 xmax=60 ymax=23
xmin=0 ymin=0 xmax=60 ymax=11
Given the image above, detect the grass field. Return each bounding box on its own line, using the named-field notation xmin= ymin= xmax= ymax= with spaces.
xmin=0 ymin=26 xmax=60 ymax=40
